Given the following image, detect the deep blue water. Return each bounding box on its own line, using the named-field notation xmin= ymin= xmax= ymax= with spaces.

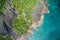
xmin=29 ymin=0 xmax=60 ymax=40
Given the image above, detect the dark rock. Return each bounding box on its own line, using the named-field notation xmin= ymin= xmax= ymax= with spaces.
xmin=1 ymin=21 xmax=12 ymax=36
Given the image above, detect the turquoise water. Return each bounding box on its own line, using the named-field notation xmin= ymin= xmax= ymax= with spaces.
xmin=29 ymin=0 xmax=60 ymax=40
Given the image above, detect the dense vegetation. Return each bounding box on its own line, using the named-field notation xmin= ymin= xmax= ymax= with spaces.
xmin=0 ymin=35 xmax=12 ymax=40
xmin=0 ymin=0 xmax=5 ymax=15
xmin=12 ymin=0 xmax=39 ymax=35
xmin=0 ymin=0 xmax=9 ymax=16
xmin=0 ymin=0 xmax=40 ymax=40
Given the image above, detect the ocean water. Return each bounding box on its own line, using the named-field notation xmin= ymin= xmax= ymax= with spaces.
xmin=29 ymin=0 xmax=60 ymax=40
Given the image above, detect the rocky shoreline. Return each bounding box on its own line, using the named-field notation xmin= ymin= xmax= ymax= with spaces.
xmin=16 ymin=0 xmax=49 ymax=40
xmin=0 ymin=0 xmax=49 ymax=40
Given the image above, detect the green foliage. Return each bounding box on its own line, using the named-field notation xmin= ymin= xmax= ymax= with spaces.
xmin=12 ymin=0 xmax=39 ymax=35
xmin=0 ymin=0 xmax=40 ymax=36
xmin=0 ymin=35 xmax=4 ymax=40
xmin=0 ymin=35 xmax=12 ymax=40
xmin=0 ymin=11 xmax=3 ymax=16
xmin=0 ymin=0 xmax=6 ymax=16
xmin=0 ymin=0 xmax=6 ymax=10
xmin=5 ymin=36 xmax=12 ymax=40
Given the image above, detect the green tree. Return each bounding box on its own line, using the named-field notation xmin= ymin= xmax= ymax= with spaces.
xmin=0 ymin=0 xmax=40 ymax=40
xmin=12 ymin=0 xmax=39 ymax=35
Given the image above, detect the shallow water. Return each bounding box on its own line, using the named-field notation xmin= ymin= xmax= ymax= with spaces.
xmin=29 ymin=0 xmax=60 ymax=40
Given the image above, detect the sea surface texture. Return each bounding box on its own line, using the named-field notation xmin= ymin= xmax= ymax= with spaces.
xmin=29 ymin=0 xmax=60 ymax=40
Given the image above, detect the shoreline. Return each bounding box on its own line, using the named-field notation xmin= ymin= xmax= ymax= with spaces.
xmin=16 ymin=14 xmax=44 ymax=40
xmin=0 ymin=0 xmax=49 ymax=40
xmin=16 ymin=1 xmax=50 ymax=40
